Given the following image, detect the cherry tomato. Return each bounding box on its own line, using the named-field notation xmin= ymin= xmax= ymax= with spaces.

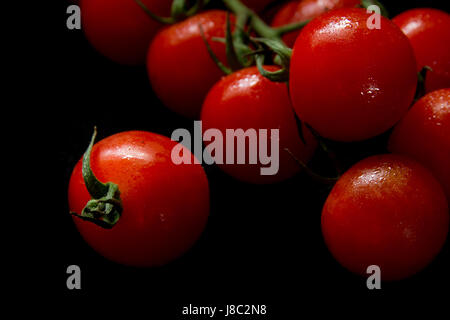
xmin=201 ymin=66 xmax=317 ymax=184
xmin=393 ymin=8 xmax=450 ymax=93
xmin=389 ymin=88 xmax=450 ymax=200
xmin=80 ymin=0 xmax=171 ymax=65
xmin=271 ymin=0 xmax=360 ymax=47
xmin=147 ymin=10 xmax=234 ymax=118
xmin=322 ymin=154 xmax=449 ymax=281
xmin=68 ymin=131 xmax=209 ymax=267
xmin=289 ymin=8 xmax=417 ymax=142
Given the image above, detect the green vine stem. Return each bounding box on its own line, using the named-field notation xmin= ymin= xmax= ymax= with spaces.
xmin=222 ymin=0 xmax=298 ymax=81
xmin=272 ymin=20 xmax=310 ymax=36
xmin=70 ymin=128 xmax=123 ymax=229
xmin=135 ymin=0 xmax=210 ymax=24
xmin=223 ymin=0 xmax=280 ymax=39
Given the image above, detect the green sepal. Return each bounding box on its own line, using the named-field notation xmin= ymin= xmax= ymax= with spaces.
xmin=199 ymin=25 xmax=232 ymax=75
xmin=255 ymin=54 xmax=289 ymax=82
xmin=225 ymin=12 xmax=244 ymax=71
xmin=251 ymin=37 xmax=292 ymax=82
xmin=70 ymin=127 xmax=123 ymax=229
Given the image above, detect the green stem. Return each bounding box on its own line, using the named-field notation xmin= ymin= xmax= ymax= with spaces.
xmin=82 ymin=128 xmax=108 ymax=199
xmin=223 ymin=0 xmax=280 ymax=39
xmin=223 ymin=0 xmax=293 ymax=82
xmin=273 ymin=20 xmax=310 ymax=36
xmin=171 ymin=0 xmax=187 ymax=20
xmin=135 ymin=0 xmax=175 ymax=24
xmin=70 ymin=127 xmax=123 ymax=229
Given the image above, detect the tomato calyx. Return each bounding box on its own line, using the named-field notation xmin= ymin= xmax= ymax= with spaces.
xmin=200 ymin=13 xmax=245 ymax=75
xmin=210 ymin=0 xmax=306 ymax=82
xmin=253 ymin=38 xmax=292 ymax=82
xmin=70 ymin=127 xmax=123 ymax=229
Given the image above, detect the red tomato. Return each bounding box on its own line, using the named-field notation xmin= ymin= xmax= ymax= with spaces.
xmin=389 ymin=88 xmax=450 ymax=200
xmin=147 ymin=10 xmax=234 ymax=118
xmin=271 ymin=0 xmax=360 ymax=47
xmin=68 ymin=131 xmax=209 ymax=267
xmin=242 ymin=0 xmax=274 ymax=12
xmin=201 ymin=66 xmax=317 ymax=184
xmin=322 ymin=154 xmax=449 ymax=281
xmin=81 ymin=0 xmax=171 ymax=65
xmin=289 ymin=8 xmax=417 ymax=142
xmin=393 ymin=8 xmax=450 ymax=93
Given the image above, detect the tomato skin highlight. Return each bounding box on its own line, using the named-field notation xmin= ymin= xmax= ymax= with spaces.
xmin=201 ymin=66 xmax=317 ymax=184
xmin=393 ymin=8 xmax=450 ymax=93
xmin=322 ymin=154 xmax=449 ymax=281
xmin=289 ymin=8 xmax=417 ymax=142
xmin=147 ymin=10 xmax=234 ymax=118
xmin=389 ymin=88 xmax=450 ymax=200
xmin=80 ymin=0 xmax=171 ymax=65
xmin=68 ymin=131 xmax=209 ymax=267
xmin=271 ymin=0 xmax=360 ymax=47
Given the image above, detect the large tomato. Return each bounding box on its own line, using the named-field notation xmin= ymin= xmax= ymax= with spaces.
xmin=80 ymin=0 xmax=172 ymax=65
xmin=68 ymin=130 xmax=209 ymax=267
xmin=393 ymin=8 xmax=450 ymax=92
xmin=147 ymin=10 xmax=234 ymax=118
xmin=289 ymin=8 xmax=417 ymax=142
xmin=271 ymin=0 xmax=360 ymax=47
xmin=201 ymin=66 xmax=317 ymax=184
xmin=322 ymin=154 xmax=449 ymax=281
xmin=389 ymin=88 xmax=450 ymax=200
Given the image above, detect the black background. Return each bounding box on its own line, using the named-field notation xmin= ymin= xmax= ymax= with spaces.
xmin=42 ymin=0 xmax=449 ymax=316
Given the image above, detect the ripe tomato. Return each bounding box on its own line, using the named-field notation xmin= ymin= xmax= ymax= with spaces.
xmin=389 ymin=88 xmax=450 ymax=200
xmin=80 ymin=0 xmax=172 ymax=65
xmin=322 ymin=154 xmax=449 ymax=281
xmin=289 ymin=8 xmax=417 ymax=142
xmin=271 ymin=0 xmax=360 ymax=47
xmin=68 ymin=131 xmax=209 ymax=267
xmin=147 ymin=10 xmax=234 ymax=118
xmin=393 ymin=8 xmax=450 ymax=93
xmin=201 ymin=66 xmax=317 ymax=184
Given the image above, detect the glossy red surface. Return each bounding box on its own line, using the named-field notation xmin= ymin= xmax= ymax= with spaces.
xmin=272 ymin=0 xmax=360 ymax=47
xmin=289 ymin=8 xmax=417 ymax=142
xmin=80 ymin=0 xmax=172 ymax=65
xmin=393 ymin=8 xmax=450 ymax=92
xmin=201 ymin=66 xmax=317 ymax=184
xmin=69 ymin=131 xmax=209 ymax=267
xmin=322 ymin=154 xmax=449 ymax=281
xmin=389 ymin=88 xmax=450 ymax=200
xmin=147 ymin=10 xmax=233 ymax=118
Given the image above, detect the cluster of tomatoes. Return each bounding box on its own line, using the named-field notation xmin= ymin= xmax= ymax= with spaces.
xmin=69 ymin=0 xmax=449 ymax=282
